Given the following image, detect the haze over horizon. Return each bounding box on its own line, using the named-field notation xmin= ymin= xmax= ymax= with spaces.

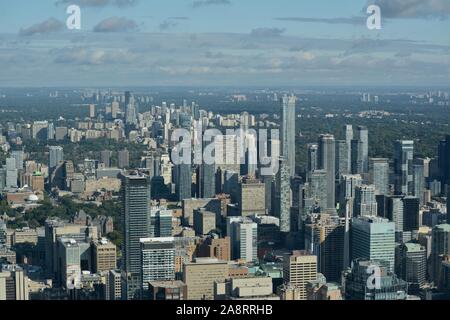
xmin=1 ymin=0 xmax=450 ymax=87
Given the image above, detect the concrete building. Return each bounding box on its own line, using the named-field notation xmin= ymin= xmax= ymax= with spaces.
xmin=92 ymin=238 xmax=117 ymax=273
xmin=140 ymin=238 xmax=176 ymax=290
xmin=239 ymin=177 xmax=266 ymax=217
xmin=193 ymin=209 xmax=216 ymax=236
xmin=183 ymin=258 xmax=228 ymax=300
xmin=282 ymin=251 xmax=318 ymax=300
xmin=0 ymin=266 xmax=29 ymax=300
xmin=214 ymin=276 xmax=279 ymax=300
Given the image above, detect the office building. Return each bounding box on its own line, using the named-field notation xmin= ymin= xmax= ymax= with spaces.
xmin=343 ymin=259 xmax=408 ymax=300
xmin=149 ymin=207 xmax=173 ymax=238
xmin=49 ymin=146 xmax=64 ymax=171
xmin=431 ymin=224 xmax=450 ymax=286
xmin=120 ymin=173 xmax=151 ymax=300
xmin=92 ymin=238 xmax=117 ymax=273
xmin=351 ymin=216 xmax=395 ymax=272
xmin=193 ymin=209 xmax=216 ymax=236
xmin=304 ymin=214 xmax=344 ymax=282
xmin=394 ymin=140 xmax=414 ymax=195
xmin=318 ymin=134 xmax=336 ymax=212
xmin=118 ymin=149 xmax=130 ymax=169
xmin=280 ymin=95 xmax=296 ymax=177
xmin=0 ymin=266 xmax=29 ymax=300
xmin=140 ymin=238 xmax=176 ymax=289
xmin=183 ymin=258 xmax=228 ymax=300
xmin=283 ymin=251 xmax=318 ymax=300
xmin=354 ymin=185 xmax=377 ymax=217
xmin=227 ymin=217 xmax=257 ymax=263
xmin=239 ymin=177 xmax=266 ymax=217
xmin=395 ymin=243 xmax=427 ymax=292
xmin=369 ymin=158 xmax=390 ymax=195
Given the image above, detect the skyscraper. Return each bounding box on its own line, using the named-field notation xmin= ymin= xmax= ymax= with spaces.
xmin=318 ymin=134 xmax=336 ymax=212
xmin=343 ymin=259 xmax=407 ymax=300
xmin=356 ymin=126 xmax=369 ymax=174
xmin=280 ymin=95 xmax=296 ymax=177
xmin=49 ymin=146 xmax=64 ymax=170
xmin=100 ymin=150 xmax=112 ymax=168
xmin=412 ymin=164 xmax=425 ymax=204
xmin=175 ymin=164 xmax=192 ymax=202
xmin=395 ymin=242 xmax=427 ymax=292
xmin=430 ymin=224 xmax=450 ymax=285
xmin=351 ymin=216 xmax=396 ymax=272
xmin=227 ymin=217 xmax=257 ymax=263
xmin=118 ymin=149 xmax=130 ymax=169
xmin=120 ymin=173 xmax=151 ymax=300
xmin=353 ymin=185 xmax=378 ymax=217
xmin=304 ymin=214 xmax=344 ymax=282
xmin=344 ymin=125 xmax=353 ymax=173
xmin=351 ymin=139 xmax=364 ymax=175
xmin=369 ymin=158 xmax=390 ymax=195
xmin=394 ymin=140 xmax=414 ymax=195
xmin=338 ymin=174 xmax=363 ymax=217
xmin=335 ymin=140 xmax=349 ymax=181
xmin=308 ymin=170 xmax=328 ymax=212
xmin=306 ymin=143 xmax=318 ymax=181
xmin=278 ymin=158 xmax=292 ymax=233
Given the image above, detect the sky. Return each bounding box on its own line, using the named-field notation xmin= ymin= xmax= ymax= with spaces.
xmin=0 ymin=0 xmax=450 ymax=87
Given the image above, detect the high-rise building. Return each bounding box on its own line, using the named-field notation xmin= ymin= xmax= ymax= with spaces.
xmin=304 ymin=214 xmax=344 ymax=282
xmin=351 ymin=139 xmax=364 ymax=175
xmin=338 ymin=174 xmax=363 ymax=217
xmin=175 ymin=164 xmax=192 ymax=202
xmin=369 ymin=158 xmax=390 ymax=195
xmin=239 ymin=177 xmax=266 ymax=217
xmin=0 ymin=266 xmax=29 ymax=300
xmin=49 ymin=146 xmax=64 ymax=170
xmin=431 ymin=224 xmax=450 ymax=285
xmin=149 ymin=207 xmax=173 ymax=238
xmin=335 ymin=140 xmax=349 ymax=181
xmin=354 ymin=185 xmax=377 ymax=217
xmin=282 ymin=251 xmax=318 ymax=300
xmin=395 ymin=243 xmax=427 ymax=292
xmin=280 ymin=95 xmax=296 ymax=177
xmin=10 ymin=150 xmax=24 ymax=170
xmin=118 ymin=149 xmax=130 ymax=169
xmin=386 ymin=196 xmax=405 ymax=242
xmin=92 ymin=238 xmax=117 ymax=273
xmin=412 ymin=164 xmax=425 ymax=204
xmin=306 ymin=143 xmax=319 ymax=181
xmin=394 ymin=140 xmax=414 ymax=195
xmin=307 ymin=170 xmax=328 ymax=212
xmin=351 ymin=216 xmax=395 ymax=272
xmin=343 ymin=259 xmax=408 ymax=300
xmin=183 ymin=258 xmax=228 ymax=300
xmin=100 ymin=150 xmax=112 ymax=168
xmin=356 ymin=126 xmax=369 ymax=174
xmin=344 ymin=125 xmax=353 ymax=174
xmin=140 ymin=237 xmax=176 ymax=290
xmin=227 ymin=217 xmax=257 ymax=262
xmin=120 ymin=173 xmax=151 ymax=300
xmin=318 ymin=134 xmax=336 ymax=212
xmin=278 ymin=158 xmax=292 ymax=233
xmin=193 ymin=209 xmax=216 ymax=236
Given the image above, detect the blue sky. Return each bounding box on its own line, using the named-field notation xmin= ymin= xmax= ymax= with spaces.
xmin=0 ymin=0 xmax=449 ymax=87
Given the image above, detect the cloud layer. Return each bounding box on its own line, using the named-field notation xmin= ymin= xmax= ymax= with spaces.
xmin=19 ymin=18 xmax=64 ymax=36
xmin=93 ymin=17 xmax=138 ymax=32
xmin=367 ymin=0 xmax=450 ymax=19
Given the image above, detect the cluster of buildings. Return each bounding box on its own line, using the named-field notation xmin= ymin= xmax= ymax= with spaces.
xmin=1 ymin=90 xmax=450 ymax=300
